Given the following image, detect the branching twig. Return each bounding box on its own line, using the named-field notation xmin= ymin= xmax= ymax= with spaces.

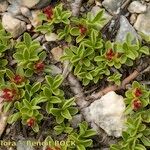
xmin=68 ymin=73 xmax=90 ymax=109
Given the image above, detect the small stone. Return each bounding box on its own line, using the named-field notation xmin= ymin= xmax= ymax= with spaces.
xmin=29 ymin=10 xmax=42 ymax=28
xmin=116 ymin=15 xmax=139 ymax=43
xmin=21 ymin=0 xmax=40 ymax=8
xmin=91 ymin=6 xmax=112 ymax=28
xmin=134 ymin=7 xmax=150 ymax=36
xmin=20 ymin=7 xmax=32 ymax=18
xmin=51 ymin=47 xmax=63 ymax=62
xmin=8 ymin=0 xmax=40 ymax=8
xmin=85 ymin=91 xmax=126 ymax=137
xmin=45 ymin=33 xmax=58 ymax=42
xmin=26 ymin=24 xmax=32 ymax=30
xmin=2 ymin=13 xmax=26 ymax=38
xmin=0 ymin=0 xmax=9 ymax=13
xmin=33 ymin=0 xmax=51 ymax=9
xmin=70 ymin=114 xmax=83 ymax=128
xmin=130 ymin=13 xmax=138 ymax=25
xmin=7 ymin=3 xmax=21 ymax=16
xmin=102 ymin=0 xmax=124 ymax=14
xmin=128 ymin=1 xmax=147 ymax=14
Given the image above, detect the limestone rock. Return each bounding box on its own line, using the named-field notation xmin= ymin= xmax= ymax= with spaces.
xmin=7 ymin=3 xmax=21 ymax=16
xmin=7 ymin=0 xmax=40 ymax=8
xmin=2 ymin=13 xmax=26 ymax=38
xmin=85 ymin=91 xmax=126 ymax=137
xmin=116 ymin=15 xmax=139 ymax=43
xmin=20 ymin=7 xmax=32 ymax=18
xmin=102 ymin=0 xmax=124 ymax=14
xmin=134 ymin=7 xmax=150 ymax=36
xmin=0 ymin=0 xmax=8 ymax=13
xmin=21 ymin=0 xmax=40 ymax=8
xmin=17 ymin=140 xmax=33 ymax=150
xmin=128 ymin=1 xmax=147 ymax=14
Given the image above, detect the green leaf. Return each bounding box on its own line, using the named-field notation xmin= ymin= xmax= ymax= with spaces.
xmin=141 ymin=136 xmax=150 ymax=146
xmin=45 ymin=75 xmax=53 ymax=86
xmin=51 ymin=108 xmax=61 ymax=116
xmin=70 ymin=27 xmax=80 ymax=36
xmin=30 ymin=82 xmax=41 ymax=94
xmin=32 ymin=122 xmax=39 ymax=133
xmin=62 ymin=98 xmax=75 ymax=109
xmin=50 ymin=96 xmax=62 ymax=103
xmin=46 ymin=102 xmax=53 ymax=114
xmin=86 ymin=73 xmax=93 ymax=80
xmin=53 ymin=75 xmax=63 ymax=89
xmin=135 ymin=144 xmax=146 ymax=150
xmin=7 ymin=112 xmax=21 ymax=124
xmin=139 ymin=46 xmax=149 ymax=55
xmin=23 ymin=32 xmax=32 ymax=47
xmin=61 ymin=109 xmax=72 ymax=119
xmin=6 ymin=69 xmax=14 ymax=79
xmin=56 ymin=115 xmax=64 ymax=124
xmin=93 ymin=10 xmax=104 ymax=23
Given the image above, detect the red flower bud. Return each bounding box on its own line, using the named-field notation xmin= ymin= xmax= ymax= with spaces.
xmin=43 ymin=5 xmax=53 ymax=20
xmin=79 ymin=25 xmax=87 ymax=35
xmin=1 ymin=88 xmax=16 ymax=101
xmin=34 ymin=61 xmax=45 ymax=73
xmin=12 ymin=75 xmax=24 ymax=84
xmin=45 ymin=147 xmax=53 ymax=150
xmin=27 ymin=118 xmax=35 ymax=127
xmin=105 ymin=49 xmax=115 ymax=61
xmin=134 ymin=88 xmax=142 ymax=97
xmin=132 ymin=99 xmax=142 ymax=111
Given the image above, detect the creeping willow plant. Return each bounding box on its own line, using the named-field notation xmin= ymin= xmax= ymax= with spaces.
xmin=13 ymin=33 xmax=46 ymax=77
xmin=111 ymin=82 xmax=150 ymax=150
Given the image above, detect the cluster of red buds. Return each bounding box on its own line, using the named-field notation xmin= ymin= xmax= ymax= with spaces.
xmin=27 ymin=118 xmax=35 ymax=127
xmin=0 ymin=88 xmax=16 ymax=102
xmin=12 ymin=74 xmax=24 ymax=85
xmin=79 ymin=25 xmax=87 ymax=35
xmin=132 ymin=88 xmax=142 ymax=111
xmin=105 ymin=49 xmax=116 ymax=61
xmin=34 ymin=60 xmax=45 ymax=73
xmin=43 ymin=5 xmax=53 ymax=20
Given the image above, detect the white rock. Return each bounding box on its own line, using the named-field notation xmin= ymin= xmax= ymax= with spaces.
xmin=7 ymin=3 xmax=21 ymax=16
xmin=7 ymin=0 xmax=40 ymax=8
xmin=86 ymin=91 xmax=126 ymax=137
xmin=116 ymin=15 xmax=139 ymax=43
xmin=51 ymin=47 xmax=63 ymax=62
xmin=0 ymin=0 xmax=9 ymax=13
xmin=128 ymin=1 xmax=147 ymax=14
xmin=20 ymin=7 xmax=32 ymax=18
xmin=134 ymin=7 xmax=150 ymax=36
xmin=45 ymin=33 xmax=58 ymax=42
xmin=130 ymin=13 xmax=138 ymax=25
xmin=29 ymin=10 xmax=42 ymax=27
xmin=21 ymin=0 xmax=40 ymax=8
xmin=102 ymin=0 xmax=124 ymax=14
xmin=2 ymin=13 xmax=26 ymax=38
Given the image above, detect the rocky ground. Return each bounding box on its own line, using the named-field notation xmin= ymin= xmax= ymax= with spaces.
xmin=0 ymin=0 xmax=150 ymax=150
